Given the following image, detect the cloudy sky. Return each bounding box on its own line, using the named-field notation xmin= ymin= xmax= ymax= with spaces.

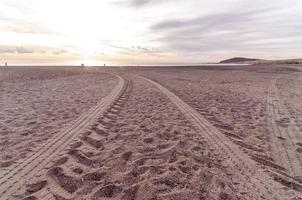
xmin=0 ymin=0 xmax=301 ymax=65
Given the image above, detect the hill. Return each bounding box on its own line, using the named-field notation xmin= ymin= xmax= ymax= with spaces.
xmin=220 ymin=57 xmax=262 ymax=64
xmin=220 ymin=57 xmax=302 ymax=64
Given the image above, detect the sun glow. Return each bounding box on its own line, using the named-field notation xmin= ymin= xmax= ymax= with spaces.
xmin=0 ymin=0 xmax=152 ymax=64
xmin=34 ymin=0 xmax=130 ymax=55
xmin=78 ymin=58 xmax=106 ymax=66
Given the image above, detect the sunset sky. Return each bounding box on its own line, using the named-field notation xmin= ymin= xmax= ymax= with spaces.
xmin=0 ymin=0 xmax=301 ymax=65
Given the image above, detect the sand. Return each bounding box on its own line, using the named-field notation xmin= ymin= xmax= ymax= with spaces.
xmin=137 ymin=67 xmax=272 ymax=160
xmin=137 ymin=65 xmax=302 ymax=175
xmin=0 ymin=67 xmax=118 ymax=169
xmin=0 ymin=65 xmax=302 ymax=200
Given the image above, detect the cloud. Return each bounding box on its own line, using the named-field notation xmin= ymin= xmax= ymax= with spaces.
xmin=12 ymin=23 xmax=54 ymax=34
xmin=130 ymin=0 xmax=154 ymax=7
xmin=1 ymin=0 xmax=302 ymax=64
xmin=150 ymin=3 xmax=302 ymax=57
xmin=0 ymin=46 xmax=34 ymax=54
xmin=116 ymin=0 xmax=173 ymax=8
xmin=0 ymin=1 xmax=58 ymax=35
xmin=152 ymin=12 xmax=251 ymax=32
xmin=0 ymin=16 xmax=58 ymax=34
xmin=52 ymin=49 xmax=67 ymax=55
xmin=0 ymin=45 xmax=73 ymax=55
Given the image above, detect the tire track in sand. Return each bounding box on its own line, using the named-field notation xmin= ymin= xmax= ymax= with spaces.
xmin=0 ymin=74 xmax=125 ymax=200
xmin=138 ymin=75 xmax=301 ymax=199
xmin=30 ymin=78 xmax=132 ymax=200
xmin=267 ymin=78 xmax=302 ymax=179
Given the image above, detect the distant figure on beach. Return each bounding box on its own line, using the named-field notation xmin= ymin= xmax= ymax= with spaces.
xmin=81 ymin=63 xmax=84 ymax=67
xmin=5 ymin=62 xmax=7 ymax=67
xmin=104 ymin=64 xmax=106 ymax=67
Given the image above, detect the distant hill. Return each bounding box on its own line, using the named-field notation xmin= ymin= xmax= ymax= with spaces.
xmin=220 ymin=57 xmax=262 ymax=64
xmin=220 ymin=57 xmax=302 ymax=64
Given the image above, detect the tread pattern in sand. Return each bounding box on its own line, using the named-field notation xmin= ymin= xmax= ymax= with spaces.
xmin=267 ymin=78 xmax=302 ymax=179
xmin=0 ymin=74 xmax=125 ymax=200
xmin=0 ymin=71 xmax=118 ymax=169
xmin=41 ymin=79 xmax=132 ymax=199
xmin=21 ymin=76 xmax=241 ymax=200
xmin=138 ymin=75 xmax=301 ymax=199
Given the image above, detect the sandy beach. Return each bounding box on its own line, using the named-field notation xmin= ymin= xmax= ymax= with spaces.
xmin=0 ymin=65 xmax=302 ymax=200
xmin=0 ymin=67 xmax=118 ymax=169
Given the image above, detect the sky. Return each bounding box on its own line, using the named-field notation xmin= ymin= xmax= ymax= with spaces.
xmin=0 ymin=0 xmax=301 ymax=65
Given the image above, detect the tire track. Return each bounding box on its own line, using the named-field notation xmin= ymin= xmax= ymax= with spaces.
xmin=0 ymin=74 xmax=121 ymax=181
xmin=31 ymin=187 xmax=54 ymax=200
xmin=138 ymin=75 xmax=300 ymax=199
xmin=41 ymin=78 xmax=132 ymax=200
xmin=42 ymin=76 xmax=241 ymax=199
xmin=267 ymin=79 xmax=289 ymax=170
xmin=0 ymin=74 xmax=125 ymax=200
xmin=267 ymin=78 xmax=302 ymax=179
